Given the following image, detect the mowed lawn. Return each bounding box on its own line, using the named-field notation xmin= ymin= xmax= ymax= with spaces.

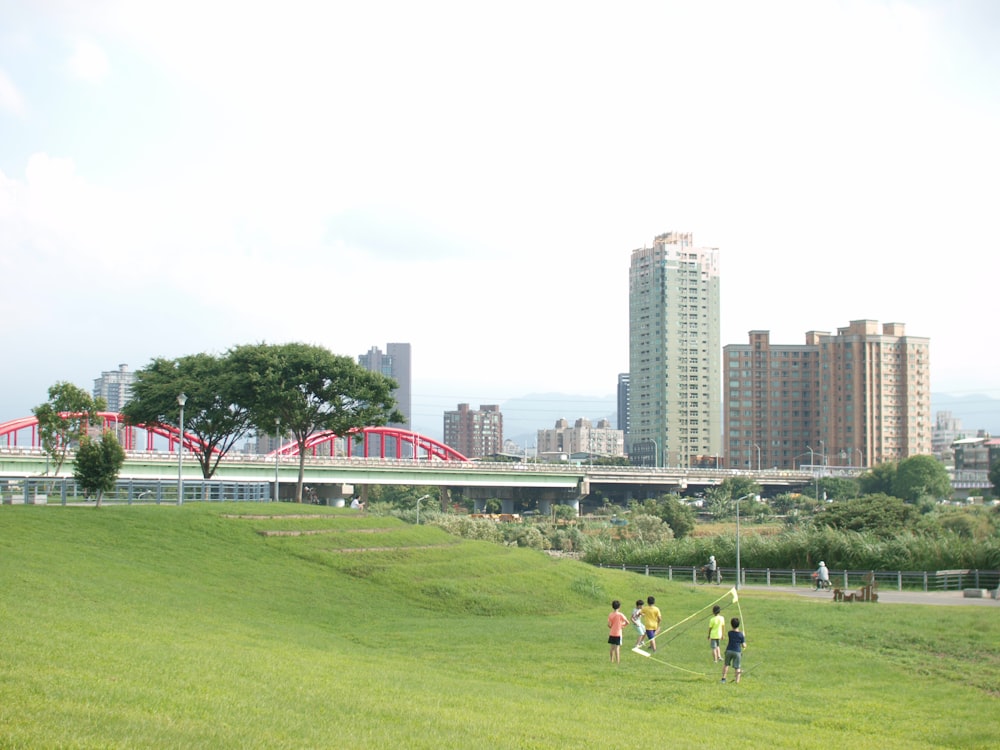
xmin=0 ymin=503 xmax=997 ymax=749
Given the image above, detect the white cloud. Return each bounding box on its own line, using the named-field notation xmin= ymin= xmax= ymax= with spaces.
xmin=67 ymin=39 xmax=110 ymax=82
xmin=0 ymin=68 xmax=26 ymax=115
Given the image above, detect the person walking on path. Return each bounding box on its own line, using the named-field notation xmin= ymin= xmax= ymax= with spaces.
xmin=631 ymin=599 xmax=646 ymax=648
xmin=721 ymin=617 xmax=746 ymax=684
xmin=607 ymin=600 xmax=630 ymax=663
xmin=639 ymin=596 xmax=662 ymax=652
xmin=708 ymin=605 xmax=725 ymax=663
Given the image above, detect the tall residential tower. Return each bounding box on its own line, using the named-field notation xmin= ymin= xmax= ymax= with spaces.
xmin=628 ymin=232 xmax=721 ymax=466
xmin=358 ymin=343 xmax=411 ymax=428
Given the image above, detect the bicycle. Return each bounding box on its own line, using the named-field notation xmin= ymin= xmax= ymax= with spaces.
xmin=699 ymin=566 xmax=722 ymax=584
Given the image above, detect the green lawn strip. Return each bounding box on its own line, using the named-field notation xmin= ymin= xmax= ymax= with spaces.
xmin=1 ymin=503 xmax=998 ymax=749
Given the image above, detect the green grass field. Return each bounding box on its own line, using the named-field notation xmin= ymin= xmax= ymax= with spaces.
xmin=1 ymin=504 xmax=997 ymax=749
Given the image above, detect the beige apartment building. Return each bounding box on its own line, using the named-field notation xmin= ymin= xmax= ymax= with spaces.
xmin=536 ymin=418 xmax=625 ymax=460
xmin=724 ymin=320 xmax=930 ymax=470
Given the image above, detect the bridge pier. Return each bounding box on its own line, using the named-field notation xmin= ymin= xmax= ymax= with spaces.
xmin=316 ymin=483 xmax=354 ymax=507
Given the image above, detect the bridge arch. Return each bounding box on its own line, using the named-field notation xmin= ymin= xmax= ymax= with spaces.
xmin=272 ymin=426 xmax=468 ymax=461
xmin=0 ymin=415 xmax=465 ymax=461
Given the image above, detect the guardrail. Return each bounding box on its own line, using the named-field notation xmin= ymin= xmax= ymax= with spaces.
xmin=597 ymin=564 xmax=1000 ymax=592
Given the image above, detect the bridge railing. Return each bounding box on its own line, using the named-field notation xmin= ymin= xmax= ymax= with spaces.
xmin=597 ymin=564 xmax=1000 ymax=592
xmin=1 ymin=476 xmax=273 ymax=505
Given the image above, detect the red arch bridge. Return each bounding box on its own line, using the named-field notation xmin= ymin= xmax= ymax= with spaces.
xmin=0 ymin=412 xmax=468 ymax=461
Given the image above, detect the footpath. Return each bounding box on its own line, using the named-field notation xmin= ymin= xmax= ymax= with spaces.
xmin=741 ymin=584 xmax=1000 ymax=607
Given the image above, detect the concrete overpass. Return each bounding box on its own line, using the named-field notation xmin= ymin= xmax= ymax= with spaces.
xmin=2 ymin=448 xmax=986 ymax=511
xmin=0 ymin=448 xmax=817 ymax=512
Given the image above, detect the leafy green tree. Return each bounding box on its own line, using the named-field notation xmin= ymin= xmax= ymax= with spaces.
xmin=892 ymin=455 xmax=952 ymax=503
xmin=812 ymin=493 xmax=918 ymax=537
xmin=859 ymin=462 xmax=896 ymax=496
xmin=32 ymin=382 xmax=106 ymax=476
xmin=817 ymin=476 xmax=859 ymax=502
xmin=658 ymin=494 xmax=696 ymax=538
xmin=229 ymin=342 xmax=404 ymax=503
xmin=989 ymin=457 xmax=1000 ymax=498
xmin=123 ymin=354 xmax=255 ymax=479
xmin=73 ymin=432 xmax=126 ymax=508
xmin=717 ymin=476 xmax=762 ymax=502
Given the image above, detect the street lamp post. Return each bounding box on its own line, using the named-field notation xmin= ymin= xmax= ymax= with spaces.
xmin=274 ymin=417 xmax=280 ymax=502
xmin=819 ymin=440 xmax=826 ymax=467
xmin=806 ymin=445 xmax=818 ymax=501
xmin=176 ymin=393 xmax=187 ymax=506
xmin=734 ymin=493 xmax=759 ymax=591
xmin=753 ymin=443 xmax=761 ymax=471
xmin=855 ymin=447 xmax=864 ymax=468
xmin=415 ymin=493 xmax=431 ymax=525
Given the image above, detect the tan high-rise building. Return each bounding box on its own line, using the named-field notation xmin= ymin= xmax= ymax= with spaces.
xmin=723 ymin=321 xmax=930 ymax=470
xmin=818 ymin=320 xmax=930 ymax=467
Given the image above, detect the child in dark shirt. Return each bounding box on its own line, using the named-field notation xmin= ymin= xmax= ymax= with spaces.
xmin=720 ymin=617 xmax=746 ymax=684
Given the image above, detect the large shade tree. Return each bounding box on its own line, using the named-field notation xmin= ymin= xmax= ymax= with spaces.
xmin=32 ymin=382 xmax=107 ymax=476
xmin=229 ymin=342 xmax=404 ymax=503
xmin=122 ymin=354 xmax=255 ymax=479
xmin=892 ymin=454 xmax=952 ymax=504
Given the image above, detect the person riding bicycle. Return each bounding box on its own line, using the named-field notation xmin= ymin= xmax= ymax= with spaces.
xmin=704 ymin=555 xmax=719 ymax=584
xmin=814 ymin=561 xmax=830 ymax=590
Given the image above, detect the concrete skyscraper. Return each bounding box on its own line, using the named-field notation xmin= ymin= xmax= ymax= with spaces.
xmin=628 ymin=232 xmax=721 ymax=467
xmin=93 ymin=364 xmax=136 ymax=413
xmin=358 ymin=343 xmax=411 ymax=428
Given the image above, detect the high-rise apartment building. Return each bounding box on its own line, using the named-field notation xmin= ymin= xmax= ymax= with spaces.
xmin=443 ymin=404 xmax=502 ymax=459
xmin=617 ymin=373 xmax=630 ymax=437
xmin=723 ymin=332 xmax=821 ymax=470
xmin=723 ymin=321 xmax=931 ymax=470
xmin=537 ymin=418 xmax=625 ymax=459
xmin=820 ymin=320 xmax=930 ymax=466
xmin=628 ymin=232 xmax=721 ymax=467
xmin=358 ymin=343 xmax=411 ymax=428
xmin=93 ymin=364 xmax=136 ymax=412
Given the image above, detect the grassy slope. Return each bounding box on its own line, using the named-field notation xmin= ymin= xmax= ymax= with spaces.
xmin=0 ymin=504 xmax=997 ymax=749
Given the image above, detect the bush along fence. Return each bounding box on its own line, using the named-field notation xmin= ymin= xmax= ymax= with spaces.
xmin=595 ymin=564 xmax=1000 ymax=592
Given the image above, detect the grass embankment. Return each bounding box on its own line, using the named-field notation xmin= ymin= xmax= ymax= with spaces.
xmin=0 ymin=504 xmax=997 ymax=749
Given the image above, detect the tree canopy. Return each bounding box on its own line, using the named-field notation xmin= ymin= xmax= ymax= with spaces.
xmin=812 ymin=493 xmax=919 ymax=537
xmin=229 ymin=342 xmax=404 ymax=502
xmin=73 ymin=432 xmax=126 ymax=508
xmin=32 ymin=382 xmax=106 ymax=476
xmin=892 ymin=455 xmax=952 ymax=503
xmin=123 ymin=354 xmax=255 ymax=479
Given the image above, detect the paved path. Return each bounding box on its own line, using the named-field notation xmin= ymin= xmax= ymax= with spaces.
xmin=739 ymin=584 xmax=999 ymax=606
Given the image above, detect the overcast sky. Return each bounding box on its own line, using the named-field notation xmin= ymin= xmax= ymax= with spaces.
xmin=2 ymin=0 xmax=998 ymax=438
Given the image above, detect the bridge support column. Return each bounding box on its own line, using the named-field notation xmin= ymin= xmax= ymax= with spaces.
xmin=538 ymin=499 xmax=552 ymax=516
xmin=501 ymin=499 xmax=515 ymax=515
xmin=318 ymin=483 xmax=354 ymax=507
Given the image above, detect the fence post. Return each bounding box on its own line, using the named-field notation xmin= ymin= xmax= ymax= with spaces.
xmin=645 ymin=565 xmax=650 ymax=576
xmin=766 ymin=569 xmax=771 ymax=586
xmin=792 ymin=569 xmax=796 ymax=586
xmin=897 ymin=571 xmax=902 ymax=591
xmin=923 ymin=571 xmax=928 ymax=591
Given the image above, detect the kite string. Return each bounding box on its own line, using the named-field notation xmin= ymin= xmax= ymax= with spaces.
xmin=657 ymin=587 xmax=738 ymax=639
